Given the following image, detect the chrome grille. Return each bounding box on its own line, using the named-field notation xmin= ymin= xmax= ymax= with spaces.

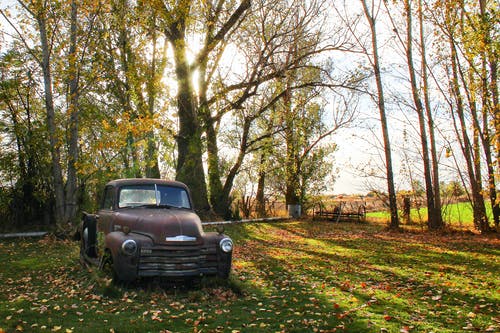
xmin=138 ymin=245 xmax=218 ymax=277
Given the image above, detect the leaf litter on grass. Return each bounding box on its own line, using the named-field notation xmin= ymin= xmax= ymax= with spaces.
xmin=1 ymin=221 xmax=499 ymax=332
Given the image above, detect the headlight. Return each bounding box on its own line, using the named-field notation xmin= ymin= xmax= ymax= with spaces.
xmin=121 ymin=239 xmax=137 ymax=255
xmin=219 ymin=238 xmax=233 ymax=253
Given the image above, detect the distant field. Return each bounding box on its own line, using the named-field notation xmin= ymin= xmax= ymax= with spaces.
xmin=366 ymin=202 xmax=493 ymax=228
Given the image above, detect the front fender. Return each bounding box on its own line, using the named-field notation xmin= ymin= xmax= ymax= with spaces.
xmin=105 ymin=231 xmax=153 ymax=282
xmin=204 ymin=232 xmax=233 ymax=278
xmin=80 ymin=213 xmax=99 ymax=259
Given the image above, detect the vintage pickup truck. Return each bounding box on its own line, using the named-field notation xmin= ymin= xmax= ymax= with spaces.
xmin=79 ymin=178 xmax=233 ymax=282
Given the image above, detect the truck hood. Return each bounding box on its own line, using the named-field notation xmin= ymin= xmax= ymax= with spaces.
xmin=114 ymin=208 xmax=204 ymax=245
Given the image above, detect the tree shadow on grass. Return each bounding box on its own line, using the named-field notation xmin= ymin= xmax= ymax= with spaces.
xmin=228 ymin=221 xmax=499 ymax=332
xmin=2 ymin=225 xmax=497 ymax=333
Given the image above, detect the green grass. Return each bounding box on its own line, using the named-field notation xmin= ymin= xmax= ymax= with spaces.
xmin=366 ymin=201 xmax=494 ymax=228
xmin=1 ymin=221 xmax=499 ymax=333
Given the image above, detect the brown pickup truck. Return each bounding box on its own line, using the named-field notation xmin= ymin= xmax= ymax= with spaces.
xmin=79 ymin=178 xmax=233 ymax=282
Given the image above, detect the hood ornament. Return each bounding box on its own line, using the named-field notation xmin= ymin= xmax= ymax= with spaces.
xmin=166 ymin=235 xmax=196 ymax=242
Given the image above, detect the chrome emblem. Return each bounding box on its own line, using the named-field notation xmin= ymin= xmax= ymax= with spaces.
xmin=166 ymin=235 xmax=196 ymax=242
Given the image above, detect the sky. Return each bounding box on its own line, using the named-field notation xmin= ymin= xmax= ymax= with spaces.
xmin=332 ymin=129 xmax=370 ymax=194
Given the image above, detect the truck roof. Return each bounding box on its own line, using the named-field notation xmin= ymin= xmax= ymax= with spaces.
xmin=105 ymin=178 xmax=189 ymax=190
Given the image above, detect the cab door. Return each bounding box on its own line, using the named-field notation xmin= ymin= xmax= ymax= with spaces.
xmin=98 ymin=185 xmax=116 ymax=235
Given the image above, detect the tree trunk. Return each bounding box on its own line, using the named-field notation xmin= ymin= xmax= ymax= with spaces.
xmin=479 ymin=0 xmax=499 ymax=228
xmin=404 ymin=0 xmax=439 ymax=230
xmin=449 ymin=39 xmax=489 ymax=232
xmin=361 ymin=0 xmax=399 ymax=229
xmin=197 ymin=53 xmax=225 ymax=215
xmin=116 ymin=0 xmax=142 ymax=178
xmin=145 ymin=17 xmax=161 ymax=179
xmin=170 ymin=31 xmax=210 ymax=211
xmin=65 ymin=0 xmax=79 ymax=226
xmin=255 ymin=154 xmax=267 ymax=217
xmin=8 ymin=97 xmax=31 ymax=225
xmin=219 ymin=118 xmax=253 ymax=218
xmin=156 ymin=0 xmax=251 ymax=213
xmin=37 ymin=9 xmax=65 ymax=226
xmin=204 ymin=112 xmax=226 ymax=215
xmin=145 ymin=138 xmax=160 ymax=178
xmin=282 ymin=84 xmax=300 ymax=206
xmin=418 ymin=0 xmax=443 ymax=229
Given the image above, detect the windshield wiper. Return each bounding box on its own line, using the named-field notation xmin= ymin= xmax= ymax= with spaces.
xmin=156 ymin=204 xmax=173 ymax=209
xmin=121 ymin=203 xmax=187 ymax=209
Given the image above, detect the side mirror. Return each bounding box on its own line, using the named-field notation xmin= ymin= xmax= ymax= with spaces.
xmin=216 ymin=225 xmax=225 ymax=235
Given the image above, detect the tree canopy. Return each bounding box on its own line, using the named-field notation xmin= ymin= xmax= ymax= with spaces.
xmin=0 ymin=0 xmax=498 ymax=233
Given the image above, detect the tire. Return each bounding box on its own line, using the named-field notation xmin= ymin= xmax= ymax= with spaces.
xmin=79 ymin=233 xmax=88 ymax=267
xmin=99 ymin=251 xmax=118 ymax=282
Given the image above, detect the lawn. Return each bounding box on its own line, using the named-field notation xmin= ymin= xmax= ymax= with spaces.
xmin=366 ymin=201 xmax=494 ymax=228
xmin=1 ymin=221 xmax=499 ymax=333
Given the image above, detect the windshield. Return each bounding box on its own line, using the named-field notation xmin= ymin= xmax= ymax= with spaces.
xmin=118 ymin=184 xmax=191 ymax=209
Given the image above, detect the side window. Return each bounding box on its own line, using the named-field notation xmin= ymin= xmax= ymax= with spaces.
xmin=101 ymin=186 xmax=114 ymax=210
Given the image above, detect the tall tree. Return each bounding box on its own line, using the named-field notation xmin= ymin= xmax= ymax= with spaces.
xmin=0 ymin=48 xmax=52 ymax=226
xmin=65 ymin=0 xmax=81 ymax=226
xmin=427 ymin=0 xmax=498 ymax=232
xmin=478 ymin=0 xmax=499 ymax=227
xmin=202 ymin=0 xmax=351 ymax=217
xmin=144 ymin=8 xmax=163 ymax=179
xmin=435 ymin=1 xmax=490 ymax=231
xmin=153 ymin=0 xmax=251 ymax=211
xmin=281 ymin=85 xmax=351 ymax=207
xmin=15 ymin=0 xmax=66 ymax=226
xmin=385 ymin=0 xmax=443 ymax=229
xmin=93 ymin=0 xmax=166 ymax=179
xmin=417 ymin=0 xmax=443 ymax=230
xmin=359 ymin=0 xmax=399 ymax=229
xmin=2 ymin=0 xmax=101 ymax=231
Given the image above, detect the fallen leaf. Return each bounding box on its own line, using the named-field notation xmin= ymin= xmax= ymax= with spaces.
xmin=467 ymin=312 xmax=476 ymax=318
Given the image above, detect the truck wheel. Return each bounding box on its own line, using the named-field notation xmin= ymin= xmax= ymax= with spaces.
xmin=99 ymin=251 xmax=118 ymax=282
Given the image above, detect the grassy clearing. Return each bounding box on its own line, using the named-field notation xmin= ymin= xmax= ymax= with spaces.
xmin=1 ymin=221 xmax=499 ymax=333
xmin=366 ymin=201 xmax=494 ymax=228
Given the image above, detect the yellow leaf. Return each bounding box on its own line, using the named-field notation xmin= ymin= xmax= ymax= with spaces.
xmin=467 ymin=312 xmax=476 ymax=318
